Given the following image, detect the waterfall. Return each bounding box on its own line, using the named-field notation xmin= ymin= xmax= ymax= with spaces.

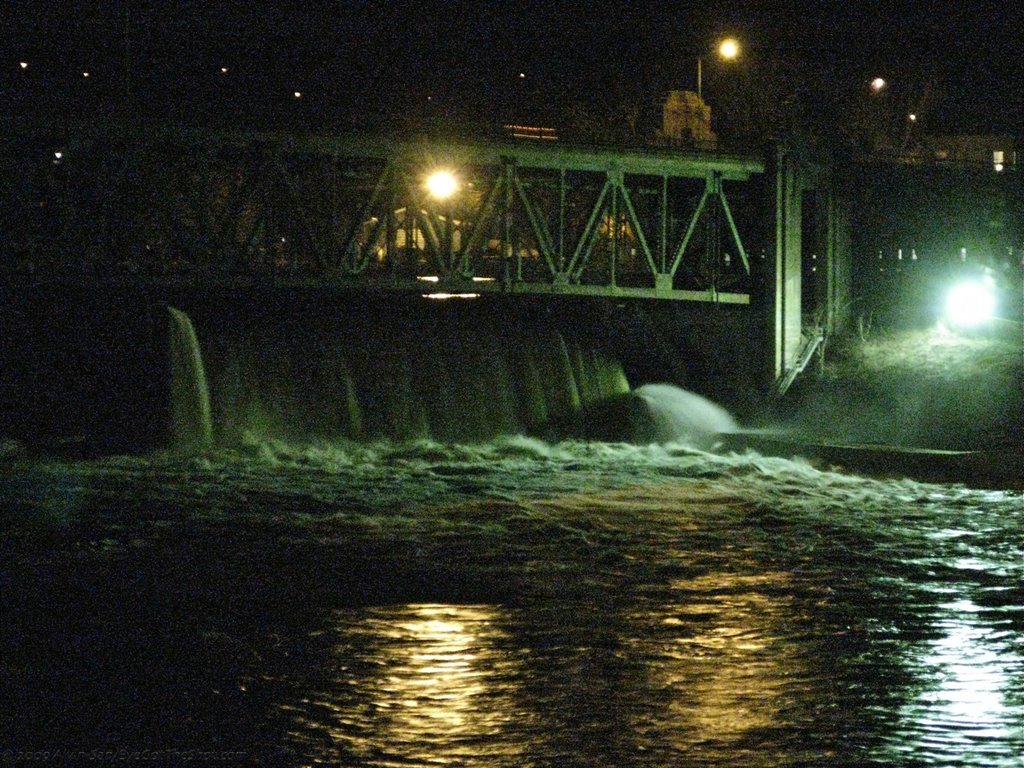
xmin=198 ymin=311 xmax=632 ymax=444
xmin=161 ymin=301 xmax=733 ymax=448
xmin=167 ymin=306 xmax=213 ymax=451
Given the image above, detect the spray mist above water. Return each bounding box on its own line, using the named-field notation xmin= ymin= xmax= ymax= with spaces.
xmin=633 ymin=384 xmax=738 ymax=447
xmin=560 ymin=383 xmax=738 ymax=448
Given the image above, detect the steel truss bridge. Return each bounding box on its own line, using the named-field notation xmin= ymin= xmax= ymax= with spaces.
xmin=0 ymin=123 xmax=837 ymax=382
xmin=0 ymin=125 xmax=771 ymax=303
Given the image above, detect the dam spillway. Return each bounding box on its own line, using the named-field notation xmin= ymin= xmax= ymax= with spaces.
xmin=6 ymin=287 xmax=743 ymax=453
xmin=189 ymin=297 xmax=631 ymax=446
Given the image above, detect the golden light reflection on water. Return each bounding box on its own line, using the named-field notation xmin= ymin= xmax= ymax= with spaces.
xmin=284 ymin=603 xmax=530 ymax=766
xmin=636 ymin=571 xmax=812 ymax=751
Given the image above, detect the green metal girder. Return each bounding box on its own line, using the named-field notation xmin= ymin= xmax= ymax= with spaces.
xmin=511 ymin=174 xmax=559 ymax=277
xmin=0 ymin=272 xmax=752 ymax=304
xmin=193 ymin=130 xmax=765 ymax=180
xmin=567 ymin=177 xmax=613 ymax=281
xmin=669 ymin=172 xmax=750 ymax=278
xmin=0 ymin=123 xmax=765 ymax=302
xmin=18 ymin=123 xmax=763 ymax=180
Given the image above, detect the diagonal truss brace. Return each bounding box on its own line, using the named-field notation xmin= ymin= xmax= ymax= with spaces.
xmin=668 ymin=172 xmax=750 ymax=278
xmin=339 ymin=159 xmax=395 ymax=274
xmin=340 ymin=161 xmax=451 ymax=276
xmin=565 ymin=170 xmax=660 ymax=284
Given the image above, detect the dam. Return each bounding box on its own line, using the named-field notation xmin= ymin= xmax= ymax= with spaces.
xmin=0 ymin=123 xmax=845 ymax=452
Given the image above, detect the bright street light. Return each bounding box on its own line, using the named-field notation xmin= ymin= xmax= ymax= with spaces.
xmin=697 ymin=37 xmax=741 ymax=101
xmin=718 ymin=38 xmax=740 ymax=60
xmin=425 ymin=169 xmax=458 ymax=200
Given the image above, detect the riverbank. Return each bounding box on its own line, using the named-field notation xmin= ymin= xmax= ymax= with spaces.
xmin=779 ymin=325 xmax=1022 ymax=449
xmin=744 ymin=325 xmax=1023 ymax=488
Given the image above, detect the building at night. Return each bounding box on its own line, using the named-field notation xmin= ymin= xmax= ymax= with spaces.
xmin=657 ymin=90 xmax=718 ymax=149
xmin=922 ymin=135 xmax=1017 ymax=172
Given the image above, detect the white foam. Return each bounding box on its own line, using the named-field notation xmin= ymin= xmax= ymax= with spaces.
xmin=634 ymin=384 xmax=738 ymax=448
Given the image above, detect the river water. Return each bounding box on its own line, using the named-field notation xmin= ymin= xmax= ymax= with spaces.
xmin=2 ymin=437 xmax=1023 ymax=767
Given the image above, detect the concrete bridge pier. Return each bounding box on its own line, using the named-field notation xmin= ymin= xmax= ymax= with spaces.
xmin=766 ymin=143 xmax=847 ymax=394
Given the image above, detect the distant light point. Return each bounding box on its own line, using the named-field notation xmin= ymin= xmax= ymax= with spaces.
xmin=908 ymin=113 xmax=917 ymax=122
xmin=293 ymin=91 xmax=302 ymax=99
xmin=82 ymin=71 xmax=90 ymax=78
xmin=870 ymin=77 xmax=886 ymax=93
xmin=53 ymin=151 xmax=63 ymax=160
xmin=519 ymin=72 xmax=526 ymax=79
xmin=220 ymin=67 xmax=229 ymax=74
xmin=19 ymin=62 xmax=28 ymax=70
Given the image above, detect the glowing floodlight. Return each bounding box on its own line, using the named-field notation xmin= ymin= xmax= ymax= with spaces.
xmin=945 ymin=278 xmax=996 ymax=328
xmin=425 ymin=169 xmax=458 ymax=200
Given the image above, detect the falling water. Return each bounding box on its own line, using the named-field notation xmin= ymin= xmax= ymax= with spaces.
xmin=201 ymin=319 xmax=631 ymax=445
xmin=167 ymin=306 xmax=213 ymax=451
xmin=554 ymin=382 xmax=737 ymax=447
xmin=161 ymin=300 xmax=744 ymax=449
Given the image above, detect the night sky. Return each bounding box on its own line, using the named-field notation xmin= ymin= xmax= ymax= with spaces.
xmin=2 ymin=1 xmax=1022 ymax=138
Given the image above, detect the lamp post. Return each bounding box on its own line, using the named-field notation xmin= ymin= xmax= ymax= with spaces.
xmin=697 ymin=37 xmax=741 ymax=100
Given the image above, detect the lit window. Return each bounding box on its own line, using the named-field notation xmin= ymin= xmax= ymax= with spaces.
xmin=993 ymin=150 xmax=1004 ymax=172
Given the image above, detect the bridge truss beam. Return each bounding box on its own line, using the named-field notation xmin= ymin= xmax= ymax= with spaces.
xmin=0 ymin=126 xmax=766 ymax=303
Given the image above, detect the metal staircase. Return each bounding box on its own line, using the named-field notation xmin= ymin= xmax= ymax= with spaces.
xmin=775 ymin=327 xmax=824 ymax=397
